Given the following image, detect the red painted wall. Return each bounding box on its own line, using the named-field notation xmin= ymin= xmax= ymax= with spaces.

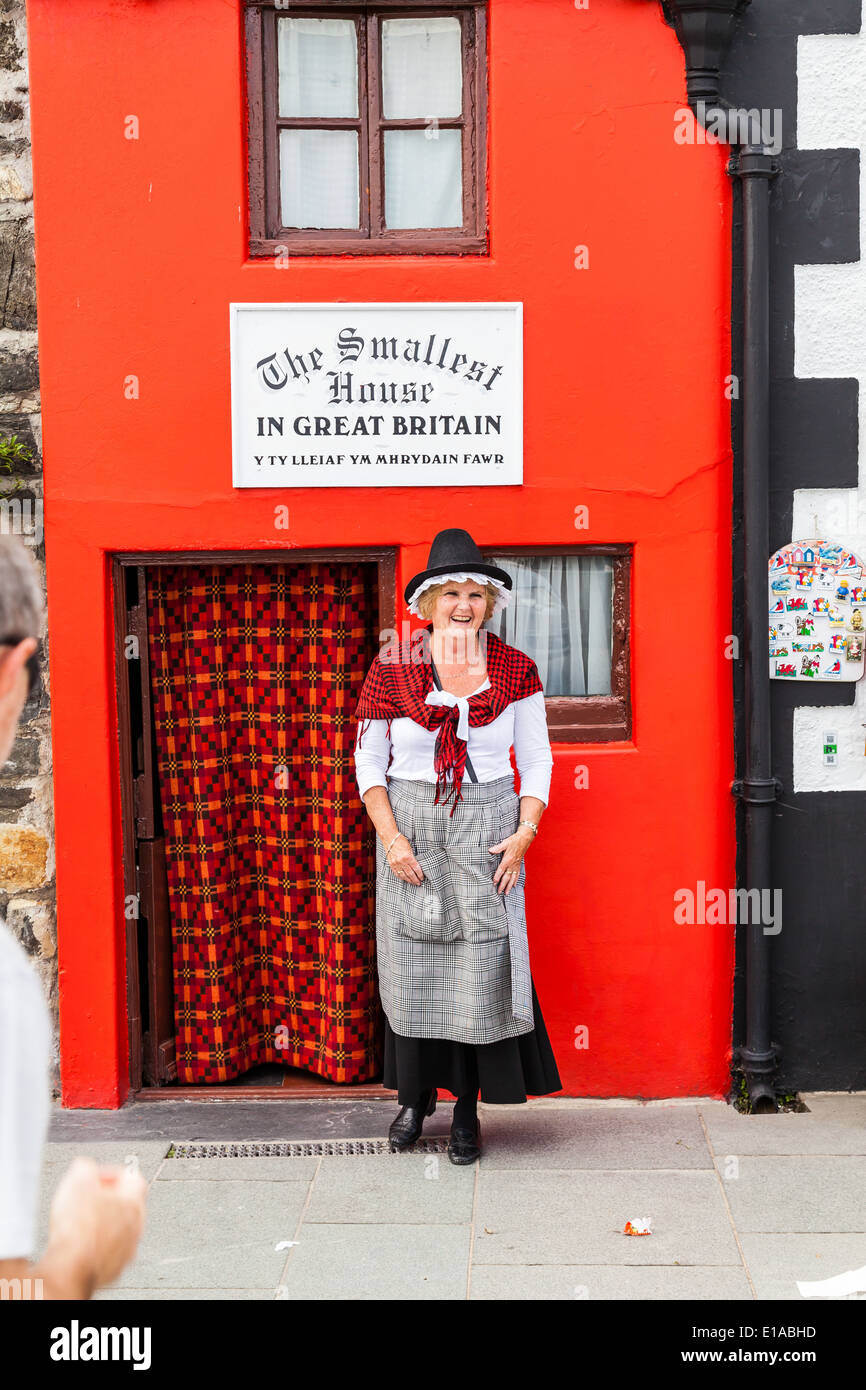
xmin=26 ymin=0 xmax=735 ymax=1107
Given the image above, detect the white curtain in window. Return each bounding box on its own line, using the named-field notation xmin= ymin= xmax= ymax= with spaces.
xmin=278 ymin=19 xmax=358 ymax=118
xmin=384 ymin=129 xmax=462 ymax=228
xmin=487 ymin=555 xmax=614 ymax=697
xmin=381 ymin=17 xmax=462 ymax=119
xmin=276 ymin=15 xmax=463 ymax=231
xmin=280 ymin=129 xmax=359 ymax=229
xmin=278 ymin=18 xmax=360 ymax=228
xmin=382 ymin=18 xmax=463 ymax=228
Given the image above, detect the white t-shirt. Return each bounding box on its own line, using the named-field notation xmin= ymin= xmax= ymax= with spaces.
xmin=354 ymin=679 xmax=554 ymax=806
xmin=0 ymin=920 xmax=50 ymax=1259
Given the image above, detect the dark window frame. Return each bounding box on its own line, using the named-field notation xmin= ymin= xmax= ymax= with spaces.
xmin=481 ymin=545 xmax=633 ymax=744
xmin=244 ymin=0 xmax=488 ymax=256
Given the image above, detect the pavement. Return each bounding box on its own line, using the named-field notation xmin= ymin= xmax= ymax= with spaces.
xmin=37 ymin=1091 xmax=866 ymax=1301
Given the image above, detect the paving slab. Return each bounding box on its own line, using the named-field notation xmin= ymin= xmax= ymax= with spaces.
xmin=738 ymin=1232 xmax=866 ymax=1301
xmin=469 ymin=1264 xmax=755 ymax=1300
xmin=304 ymin=1153 xmax=475 ymax=1224
xmin=156 ymin=1156 xmax=321 ymax=1181
xmin=93 ymin=1287 xmax=275 ymax=1301
xmin=40 ymin=1141 xmax=170 ymax=1180
xmin=275 ymin=1223 xmax=470 ymax=1300
xmin=46 ymin=1099 xmax=418 ymax=1144
xmin=33 ymin=1144 xmax=170 ymax=1251
xmin=714 ymin=1155 xmax=866 ymax=1233
xmin=699 ymin=1095 xmax=866 ymax=1156
xmin=477 ymin=1104 xmax=711 ymax=1169
xmin=473 ymin=1170 xmax=741 ymax=1266
xmin=113 ymin=1179 xmax=311 ymax=1289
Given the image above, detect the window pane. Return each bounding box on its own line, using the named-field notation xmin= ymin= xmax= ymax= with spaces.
xmin=381 ymin=17 xmax=462 ymax=119
xmin=384 ymin=129 xmax=462 ymax=229
xmin=280 ymin=129 xmax=359 ymax=229
xmin=278 ymin=18 xmax=358 ymax=118
xmin=486 ymin=555 xmax=615 ymax=697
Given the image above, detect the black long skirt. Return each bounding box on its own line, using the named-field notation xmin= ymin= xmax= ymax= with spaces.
xmin=382 ymin=976 xmax=562 ymax=1105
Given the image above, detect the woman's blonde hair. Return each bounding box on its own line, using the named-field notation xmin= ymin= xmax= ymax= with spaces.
xmin=416 ymin=578 xmax=499 ymax=622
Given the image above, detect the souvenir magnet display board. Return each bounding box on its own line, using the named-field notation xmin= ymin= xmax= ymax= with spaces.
xmin=769 ymin=540 xmax=866 ymax=681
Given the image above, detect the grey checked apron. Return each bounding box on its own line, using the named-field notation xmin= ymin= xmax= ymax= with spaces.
xmin=375 ymin=774 xmax=535 ymax=1045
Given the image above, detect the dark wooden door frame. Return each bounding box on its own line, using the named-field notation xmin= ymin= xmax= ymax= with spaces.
xmin=111 ymin=546 xmax=398 ymax=1100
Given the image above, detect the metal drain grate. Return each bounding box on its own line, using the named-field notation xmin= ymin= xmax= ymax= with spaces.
xmin=166 ymin=1138 xmax=450 ymax=1158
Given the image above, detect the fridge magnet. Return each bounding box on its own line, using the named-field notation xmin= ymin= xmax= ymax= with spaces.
xmin=790 ymin=544 xmax=816 ymax=567
xmin=770 ymin=540 xmax=866 ymax=681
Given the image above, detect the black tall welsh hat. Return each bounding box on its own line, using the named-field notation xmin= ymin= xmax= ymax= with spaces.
xmin=404 ymin=528 xmax=513 ymax=616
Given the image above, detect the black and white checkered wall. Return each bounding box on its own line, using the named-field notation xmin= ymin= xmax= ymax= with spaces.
xmin=722 ymin=0 xmax=865 ymax=1085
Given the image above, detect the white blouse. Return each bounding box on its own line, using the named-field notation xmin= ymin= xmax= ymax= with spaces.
xmin=354 ymin=677 xmax=554 ymax=806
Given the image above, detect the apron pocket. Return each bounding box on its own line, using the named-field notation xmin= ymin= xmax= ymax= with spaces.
xmin=446 ymin=842 xmax=510 ymax=944
xmin=391 ymin=845 xmax=462 ymax=944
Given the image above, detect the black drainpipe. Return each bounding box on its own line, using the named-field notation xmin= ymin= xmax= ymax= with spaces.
xmin=661 ymin=0 xmax=781 ymax=1113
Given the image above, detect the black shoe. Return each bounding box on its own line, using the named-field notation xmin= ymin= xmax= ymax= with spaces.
xmin=448 ymin=1117 xmax=481 ymax=1165
xmin=388 ymin=1087 xmax=437 ymax=1151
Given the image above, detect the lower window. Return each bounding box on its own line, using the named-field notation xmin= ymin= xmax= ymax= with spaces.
xmin=484 ymin=547 xmax=631 ymax=742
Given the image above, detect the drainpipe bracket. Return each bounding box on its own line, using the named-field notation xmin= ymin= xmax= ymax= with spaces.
xmin=731 ymin=777 xmax=783 ymax=804
xmin=727 ymin=150 xmax=781 ymax=179
xmin=736 ymin=148 xmax=781 ymax=179
xmin=733 ymin=1043 xmax=780 ymax=1076
xmin=733 ymin=1045 xmax=783 ymax=1067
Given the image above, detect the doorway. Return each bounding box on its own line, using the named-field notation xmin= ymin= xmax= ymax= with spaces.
xmin=113 ymin=549 xmax=396 ymax=1097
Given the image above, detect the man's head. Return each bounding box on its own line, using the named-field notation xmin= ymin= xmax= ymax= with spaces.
xmin=0 ymin=536 xmax=42 ymax=768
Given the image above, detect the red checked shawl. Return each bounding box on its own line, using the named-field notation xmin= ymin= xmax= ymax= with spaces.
xmin=355 ymin=623 xmax=543 ymax=815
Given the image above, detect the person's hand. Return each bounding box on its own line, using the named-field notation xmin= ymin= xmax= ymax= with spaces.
xmin=45 ymin=1156 xmax=148 ymax=1296
xmin=488 ymin=826 xmax=535 ymax=895
xmin=385 ymin=833 xmax=424 ymax=885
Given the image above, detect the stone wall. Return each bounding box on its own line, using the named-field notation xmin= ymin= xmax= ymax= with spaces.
xmin=0 ymin=0 xmax=57 ymax=1092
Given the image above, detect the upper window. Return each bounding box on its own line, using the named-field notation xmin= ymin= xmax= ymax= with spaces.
xmin=244 ymin=2 xmax=488 ymax=256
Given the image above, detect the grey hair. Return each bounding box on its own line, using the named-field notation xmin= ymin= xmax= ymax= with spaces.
xmin=0 ymin=535 xmax=43 ymax=640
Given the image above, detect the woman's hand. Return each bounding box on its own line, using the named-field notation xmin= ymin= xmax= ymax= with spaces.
xmin=488 ymin=824 xmax=535 ymax=895
xmin=385 ymin=833 xmax=424 ymax=885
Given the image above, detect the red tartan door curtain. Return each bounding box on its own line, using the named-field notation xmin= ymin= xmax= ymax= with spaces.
xmin=146 ymin=561 xmax=381 ymax=1085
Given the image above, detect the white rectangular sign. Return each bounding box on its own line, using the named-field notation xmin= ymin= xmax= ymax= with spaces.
xmin=230 ymin=302 xmax=522 ymax=488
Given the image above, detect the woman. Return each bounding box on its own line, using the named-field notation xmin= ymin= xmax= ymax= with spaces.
xmin=354 ymin=527 xmax=562 ymax=1164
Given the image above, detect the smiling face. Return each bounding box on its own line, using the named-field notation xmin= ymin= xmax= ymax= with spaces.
xmin=426 ymin=579 xmax=490 ymax=636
